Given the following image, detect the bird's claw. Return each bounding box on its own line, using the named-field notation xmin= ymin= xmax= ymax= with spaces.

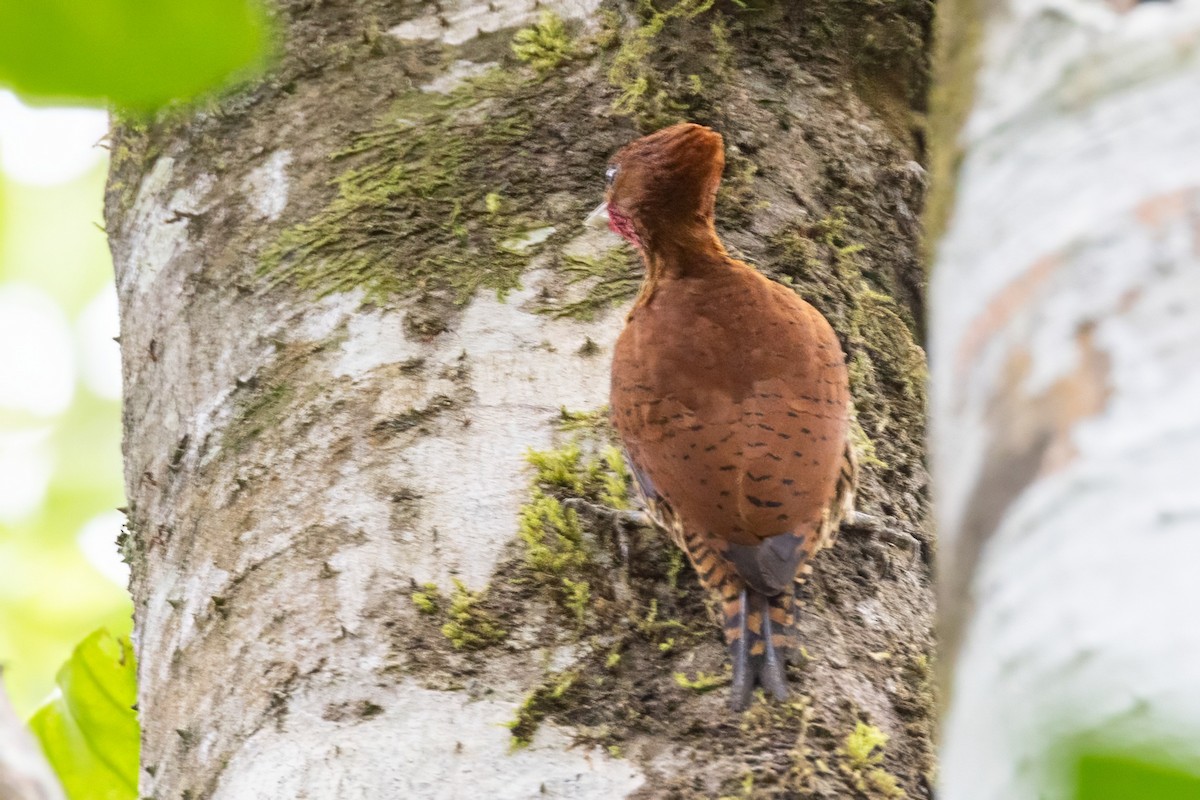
xmin=561 ymin=498 xmax=650 ymax=604
xmin=561 ymin=498 xmax=650 ymax=531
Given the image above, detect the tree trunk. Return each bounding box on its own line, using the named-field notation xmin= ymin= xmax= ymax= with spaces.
xmin=106 ymin=1 xmax=936 ymax=796
xmin=932 ymin=1 xmax=1200 ymax=797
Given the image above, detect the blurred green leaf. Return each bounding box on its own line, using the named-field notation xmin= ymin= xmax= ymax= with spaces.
xmin=0 ymin=0 xmax=273 ymax=110
xmin=28 ymin=629 xmax=138 ymax=800
xmin=1073 ymin=751 xmax=1200 ymax=800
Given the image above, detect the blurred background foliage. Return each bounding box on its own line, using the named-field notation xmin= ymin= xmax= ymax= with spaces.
xmin=1074 ymin=751 xmax=1200 ymax=800
xmin=0 ymin=0 xmax=271 ymax=110
xmin=0 ymin=106 xmax=130 ymax=716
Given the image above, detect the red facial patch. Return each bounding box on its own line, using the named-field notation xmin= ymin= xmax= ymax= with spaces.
xmin=608 ymin=205 xmax=642 ymax=249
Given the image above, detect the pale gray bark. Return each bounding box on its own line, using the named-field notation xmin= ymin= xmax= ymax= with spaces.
xmin=107 ymin=0 xmax=937 ymax=796
xmin=933 ymin=1 xmax=1200 ymax=797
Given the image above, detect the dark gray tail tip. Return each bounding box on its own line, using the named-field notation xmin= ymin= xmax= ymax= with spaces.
xmin=729 ymin=647 xmax=754 ymax=712
xmin=759 ymin=660 xmax=790 ymax=704
xmin=729 ymin=676 xmax=755 ymax=713
xmin=728 ymin=658 xmax=790 ymax=712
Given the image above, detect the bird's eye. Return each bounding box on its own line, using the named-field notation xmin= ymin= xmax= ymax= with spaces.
xmin=605 ymin=165 xmax=618 ymax=186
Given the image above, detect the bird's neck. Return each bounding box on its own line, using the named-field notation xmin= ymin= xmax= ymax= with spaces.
xmin=640 ymin=218 xmax=728 ymax=282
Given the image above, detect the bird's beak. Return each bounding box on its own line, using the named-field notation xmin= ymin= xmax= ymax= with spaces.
xmin=584 ymin=202 xmax=610 ymax=229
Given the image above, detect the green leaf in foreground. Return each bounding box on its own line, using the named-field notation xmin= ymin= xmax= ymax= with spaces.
xmin=28 ymin=629 xmax=139 ymax=800
xmin=1073 ymin=751 xmax=1200 ymax=800
xmin=0 ymin=0 xmax=272 ymax=111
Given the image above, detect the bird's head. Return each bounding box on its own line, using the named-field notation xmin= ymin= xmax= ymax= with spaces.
xmin=586 ymin=123 xmax=725 ymax=249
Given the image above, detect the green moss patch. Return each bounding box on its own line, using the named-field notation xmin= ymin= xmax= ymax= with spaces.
xmin=839 ymin=721 xmax=907 ymax=797
xmin=506 ymin=670 xmax=580 ymax=748
xmin=259 ymin=69 xmax=550 ymax=304
xmin=606 ymin=0 xmax=733 ymax=127
xmin=440 ymin=579 xmax=507 ymax=650
xmin=519 ymin=492 xmax=590 ymax=577
xmin=411 ymin=583 xmax=440 ymax=615
xmin=512 ymin=12 xmax=577 ymax=74
xmin=518 ymin=428 xmax=632 ymax=625
xmin=673 ymin=670 xmax=728 ymax=693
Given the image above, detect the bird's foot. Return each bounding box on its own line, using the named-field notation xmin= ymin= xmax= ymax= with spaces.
xmin=561 ymin=498 xmax=650 ymax=531
xmin=562 ymin=499 xmax=649 ymax=603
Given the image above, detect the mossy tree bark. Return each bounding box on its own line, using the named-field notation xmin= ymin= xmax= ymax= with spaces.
xmin=931 ymin=1 xmax=1200 ymax=798
xmin=106 ymin=0 xmax=936 ymax=796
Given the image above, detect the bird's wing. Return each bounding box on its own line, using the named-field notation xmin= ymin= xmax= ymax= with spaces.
xmin=811 ymin=438 xmax=859 ymax=553
xmin=623 ymin=447 xmax=674 ymax=533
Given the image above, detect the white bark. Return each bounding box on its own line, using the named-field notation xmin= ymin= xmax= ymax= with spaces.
xmin=933 ymin=2 xmax=1200 ymax=797
xmin=389 ymin=0 xmax=603 ymax=45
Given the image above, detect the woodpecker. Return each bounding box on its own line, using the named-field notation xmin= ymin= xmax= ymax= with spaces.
xmin=591 ymin=123 xmax=855 ymax=711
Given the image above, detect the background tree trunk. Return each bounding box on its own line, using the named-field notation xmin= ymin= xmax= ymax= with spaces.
xmin=932 ymin=1 xmax=1200 ymax=797
xmin=106 ymin=0 xmax=936 ymax=796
